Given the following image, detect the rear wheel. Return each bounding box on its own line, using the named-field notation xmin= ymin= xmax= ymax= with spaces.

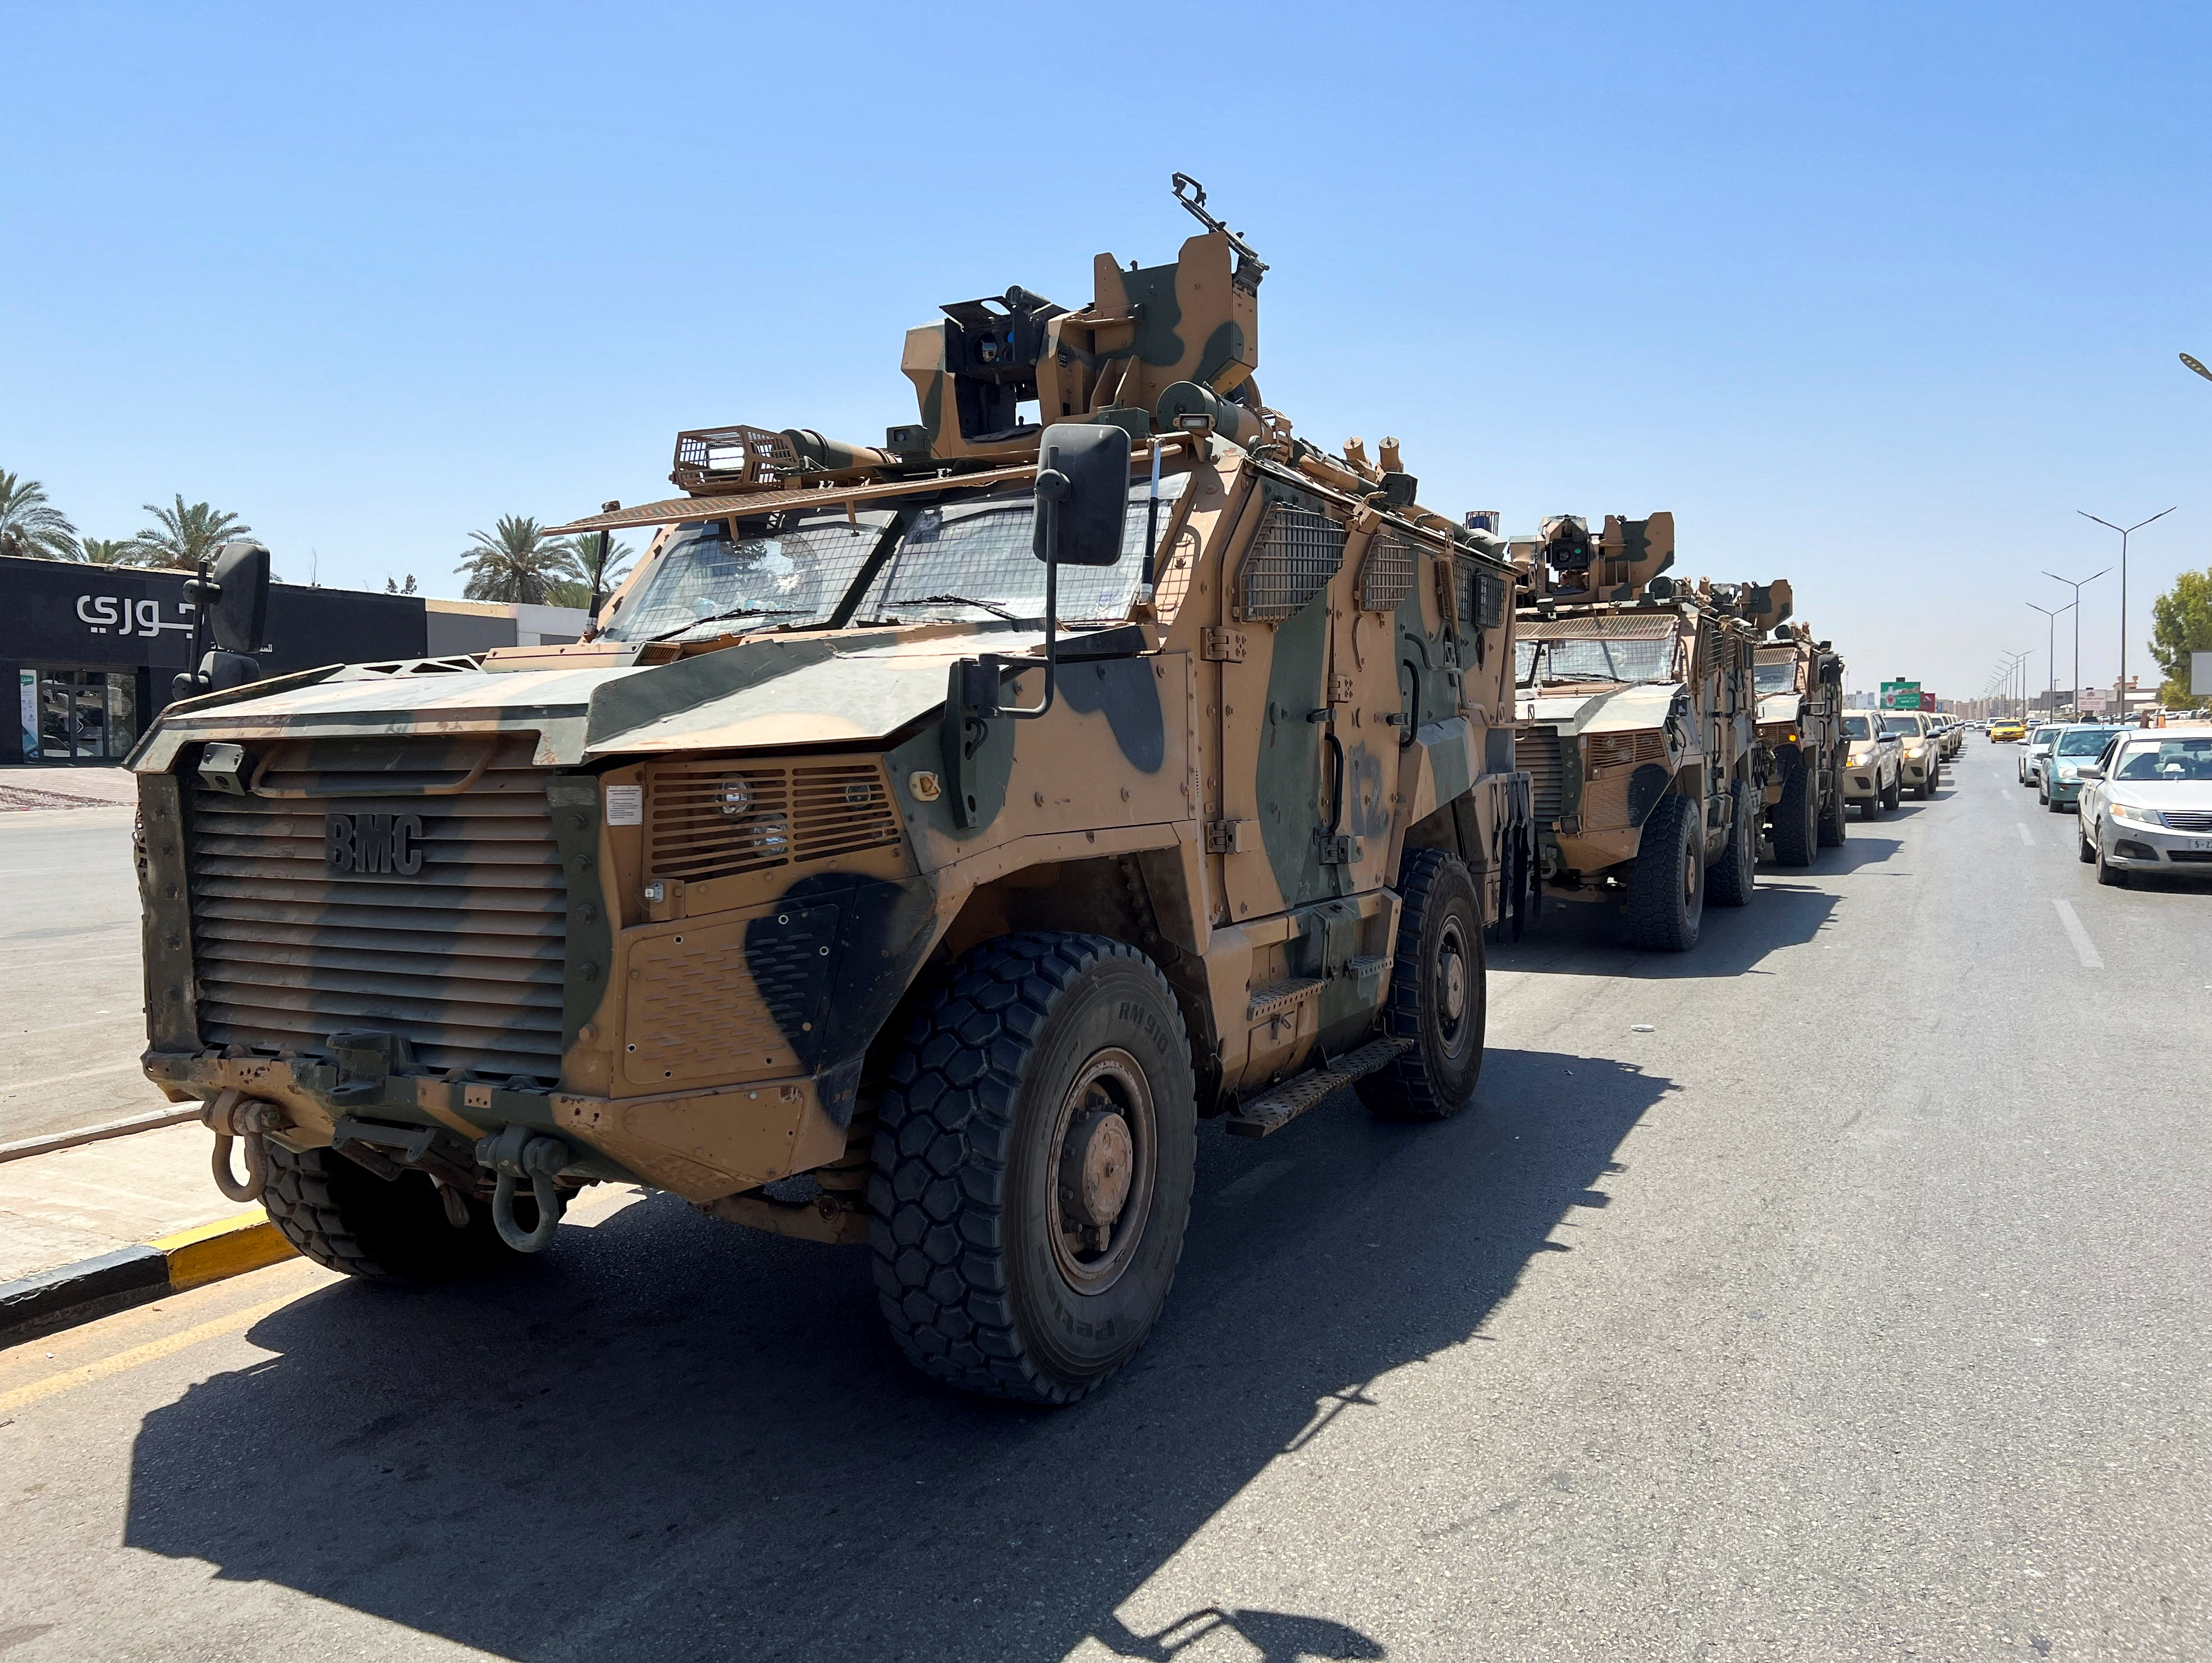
xmin=1359 ymin=849 xmax=1484 ymax=1120
xmin=1625 ymin=794 xmax=1704 ymax=952
xmin=870 ymin=932 xmax=1197 ymax=1404
xmin=1772 ymin=762 xmax=1818 ymax=866
xmin=262 ymin=1141 xmax=515 ymax=1281
xmin=1708 ymin=785 xmax=1757 ymax=907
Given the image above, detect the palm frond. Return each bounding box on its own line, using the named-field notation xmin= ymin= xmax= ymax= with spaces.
xmin=0 ymin=470 xmax=82 ymax=561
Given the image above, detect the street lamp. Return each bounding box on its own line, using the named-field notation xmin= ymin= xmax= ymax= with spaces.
xmin=2042 ymin=565 xmax=2109 ymax=712
xmin=2026 ymin=602 xmax=2072 ymax=714
xmin=2184 ymin=353 xmax=2212 ymax=383
xmin=2078 ymin=506 xmax=2176 ymax=719
xmin=2001 ymin=649 xmax=2030 ymax=720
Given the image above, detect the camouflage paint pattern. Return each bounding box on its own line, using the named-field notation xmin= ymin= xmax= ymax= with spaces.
xmin=133 ymin=209 xmax=1526 ymax=1238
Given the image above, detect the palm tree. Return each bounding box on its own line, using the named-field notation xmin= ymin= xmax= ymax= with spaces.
xmin=130 ymin=496 xmax=251 ymax=569
xmin=78 ymin=538 xmax=146 ymax=565
xmin=458 ymin=516 xmax=583 ymax=605
xmin=554 ymin=533 xmax=633 ymax=613
xmin=0 ymin=472 xmax=80 ymax=561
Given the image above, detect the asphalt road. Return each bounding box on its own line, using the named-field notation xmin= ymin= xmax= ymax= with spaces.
xmin=0 ymin=807 xmax=166 ymax=1145
xmin=2 ymin=737 xmax=2207 ymax=1661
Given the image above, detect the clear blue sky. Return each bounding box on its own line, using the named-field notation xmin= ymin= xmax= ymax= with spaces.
xmin=6 ymin=2 xmax=2207 ymax=699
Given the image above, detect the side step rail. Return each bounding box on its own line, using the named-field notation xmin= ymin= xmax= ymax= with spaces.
xmin=1225 ymin=1036 xmax=1413 ymax=1138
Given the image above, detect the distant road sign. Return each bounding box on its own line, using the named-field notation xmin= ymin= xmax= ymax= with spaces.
xmin=1881 ymin=680 xmax=1924 ymax=710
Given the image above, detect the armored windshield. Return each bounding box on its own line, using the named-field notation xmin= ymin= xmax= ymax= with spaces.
xmin=600 ymin=474 xmax=1188 ymax=644
xmin=1752 ymin=657 xmax=1797 ymax=694
xmin=1515 ymin=630 xmax=1677 ymax=687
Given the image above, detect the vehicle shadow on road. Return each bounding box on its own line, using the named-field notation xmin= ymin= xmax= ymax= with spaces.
xmin=1494 ymin=872 xmax=1845 ymax=980
xmin=121 ymin=1048 xmax=1671 ymax=1663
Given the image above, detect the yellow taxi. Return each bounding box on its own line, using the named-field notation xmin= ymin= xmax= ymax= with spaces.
xmin=1989 ymin=720 xmax=2027 ymax=743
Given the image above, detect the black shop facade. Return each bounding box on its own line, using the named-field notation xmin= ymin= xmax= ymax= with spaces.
xmin=0 ymin=556 xmax=428 ymax=765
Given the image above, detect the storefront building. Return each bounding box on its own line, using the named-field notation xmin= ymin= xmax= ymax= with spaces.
xmin=1 ymin=557 xmax=430 ymax=766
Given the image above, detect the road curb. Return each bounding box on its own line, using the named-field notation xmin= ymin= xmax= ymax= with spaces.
xmin=0 ymin=1106 xmax=204 ymax=1165
xmin=0 ymin=1209 xmax=296 ymax=1344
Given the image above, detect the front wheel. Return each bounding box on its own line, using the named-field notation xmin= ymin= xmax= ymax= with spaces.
xmin=870 ymin=933 xmax=1197 ymax=1405
xmin=1359 ymin=849 xmax=1484 ymax=1120
xmin=262 ymin=1141 xmax=517 ymax=1281
xmin=2078 ymin=821 xmax=2097 ymax=863
xmin=1625 ymin=794 xmax=1705 ymax=952
xmin=1708 ymin=785 xmax=1757 ymax=906
xmin=1816 ymin=772 xmax=1848 ymax=849
xmin=1881 ymin=773 xmax=1901 ymax=812
xmin=1772 ymin=763 xmax=1818 ymax=866
xmin=2096 ymin=842 xmax=2129 ymax=888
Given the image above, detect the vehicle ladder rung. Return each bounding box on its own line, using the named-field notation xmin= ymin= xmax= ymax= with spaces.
xmin=1226 ymin=1036 xmax=1412 ymax=1139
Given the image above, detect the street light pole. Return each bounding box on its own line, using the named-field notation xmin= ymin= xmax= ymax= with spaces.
xmin=2026 ymin=602 xmax=2072 ymax=714
xmin=2042 ymin=567 xmax=2109 ymax=712
xmin=2078 ymin=508 xmax=2175 ymax=719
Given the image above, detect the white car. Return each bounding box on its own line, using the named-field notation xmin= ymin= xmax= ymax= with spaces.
xmin=2076 ymin=729 xmax=2212 ymax=886
xmin=1879 ymin=710 xmax=1943 ymax=799
xmin=2018 ymin=725 xmax=2059 ymax=788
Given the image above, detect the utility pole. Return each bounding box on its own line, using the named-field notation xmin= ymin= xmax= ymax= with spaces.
xmin=2027 ymin=602 xmax=2071 ymax=714
xmin=2042 ymin=566 xmax=2109 ymax=712
xmin=2078 ymin=508 xmax=2175 ymax=720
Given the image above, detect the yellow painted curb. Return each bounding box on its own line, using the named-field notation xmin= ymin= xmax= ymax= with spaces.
xmin=151 ymin=1208 xmax=298 ymax=1292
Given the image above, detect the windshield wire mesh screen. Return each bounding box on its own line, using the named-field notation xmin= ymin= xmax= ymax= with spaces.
xmin=1240 ymin=502 xmax=1346 ymax=622
xmin=606 ymin=477 xmax=1186 ymax=641
xmin=1358 ymin=531 xmax=1417 ymax=613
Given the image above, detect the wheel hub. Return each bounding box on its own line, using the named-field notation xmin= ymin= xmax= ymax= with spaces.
xmin=1058 ymin=1108 xmax=1133 ymax=1236
xmin=1441 ymin=946 xmax=1466 ymax=1023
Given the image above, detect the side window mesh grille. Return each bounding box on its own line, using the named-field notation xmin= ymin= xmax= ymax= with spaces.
xmin=1358 ymin=532 xmax=1417 ymax=613
xmin=1239 ymin=502 xmax=1345 ymax=623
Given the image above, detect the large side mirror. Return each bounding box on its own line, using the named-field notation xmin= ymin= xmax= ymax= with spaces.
xmin=207 ymin=540 xmax=270 ymax=651
xmin=1032 ymin=423 xmax=1130 ymax=568
xmin=2079 ymin=766 xmax=2104 ymax=782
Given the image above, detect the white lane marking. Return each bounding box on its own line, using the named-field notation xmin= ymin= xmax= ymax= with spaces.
xmin=2018 ymin=824 xmax=2036 ymax=846
xmin=2051 ymin=899 xmax=2104 ymax=969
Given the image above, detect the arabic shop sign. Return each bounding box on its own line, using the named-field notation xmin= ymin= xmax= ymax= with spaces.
xmin=75 ymin=594 xmax=196 ymax=640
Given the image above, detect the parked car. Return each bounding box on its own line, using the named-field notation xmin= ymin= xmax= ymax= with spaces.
xmin=2077 ymin=729 xmax=2212 ymax=885
xmin=1842 ymin=711 xmax=1904 ymax=816
xmin=2040 ymin=724 xmax=2124 ymax=812
xmin=1935 ymin=719 xmax=1964 ymax=760
xmin=1880 ymin=710 xmax=1944 ymax=798
xmin=2018 ymin=725 xmax=2059 ymax=787
xmin=1989 ymin=719 xmax=2026 ymax=743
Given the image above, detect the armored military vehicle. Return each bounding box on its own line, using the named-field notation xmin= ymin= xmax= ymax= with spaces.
xmin=1747 ymin=601 xmax=1849 ymax=863
xmin=132 ymin=178 xmax=1532 ymax=1405
xmin=1510 ymin=516 xmax=1765 ymax=951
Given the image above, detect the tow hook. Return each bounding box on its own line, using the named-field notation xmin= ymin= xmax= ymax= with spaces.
xmin=476 ymin=1126 xmax=572 ymax=1253
xmin=204 ymin=1089 xmax=284 ymax=1203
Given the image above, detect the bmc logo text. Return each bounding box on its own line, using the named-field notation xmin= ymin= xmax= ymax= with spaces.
xmin=325 ymin=811 xmax=425 ymax=878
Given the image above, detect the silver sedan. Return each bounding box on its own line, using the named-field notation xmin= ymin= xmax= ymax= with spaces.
xmin=2077 ymin=730 xmax=2212 ymax=886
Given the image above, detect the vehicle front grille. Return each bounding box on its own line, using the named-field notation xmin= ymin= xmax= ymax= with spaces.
xmin=1521 ymin=727 xmax=1564 ymax=824
xmin=2165 ymin=810 xmax=2212 ymax=832
xmin=185 ymin=737 xmax=568 ymax=1079
xmin=646 ymin=757 xmax=900 ymax=885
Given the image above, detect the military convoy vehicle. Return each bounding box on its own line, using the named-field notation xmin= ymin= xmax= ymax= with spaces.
xmin=1509 ymin=515 xmax=1770 ymax=952
xmin=1749 ymin=606 xmax=1850 ymax=863
xmin=130 ymin=178 xmax=1532 ymax=1404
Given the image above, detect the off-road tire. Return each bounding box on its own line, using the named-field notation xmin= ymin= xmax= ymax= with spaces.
xmin=869 ymin=932 xmax=1197 ymax=1405
xmin=1817 ymin=770 xmax=1848 ymax=848
xmin=1708 ymin=785 xmax=1757 ymax=907
xmin=1772 ymin=762 xmax=1819 ymax=866
xmin=1626 ymin=794 xmax=1705 ymax=952
xmin=1358 ymin=849 xmax=1484 ymax=1121
xmin=261 ymin=1140 xmax=514 ymax=1281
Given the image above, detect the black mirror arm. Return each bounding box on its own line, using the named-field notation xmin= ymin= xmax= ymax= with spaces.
xmin=996 ymin=475 xmax=1064 ymax=720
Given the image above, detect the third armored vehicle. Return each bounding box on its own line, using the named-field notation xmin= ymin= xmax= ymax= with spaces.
xmin=129 ymin=179 xmax=1531 ymax=1405
xmin=1750 ymin=609 xmax=1849 ymax=862
xmin=1511 ymin=516 xmax=1767 ymax=951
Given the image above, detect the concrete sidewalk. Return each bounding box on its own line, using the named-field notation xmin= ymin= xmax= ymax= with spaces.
xmin=0 ymin=764 xmax=139 ymax=813
xmin=0 ymin=1121 xmax=242 ymax=1286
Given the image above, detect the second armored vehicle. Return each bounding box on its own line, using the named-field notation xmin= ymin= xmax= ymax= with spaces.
xmin=1511 ymin=515 xmax=1766 ymax=951
xmin=1750 ymin=608 xmax=1849 ymax=862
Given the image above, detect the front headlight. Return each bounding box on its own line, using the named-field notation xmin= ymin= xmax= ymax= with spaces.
xmin=2109 ymin=801 xmax=2164 ymax=828
xmin=2054 ymin=763 xmax=2080 ymax=780
xmin=1848 ymin=751 xmax=1870 ymax=768
xmin=1905 ymin=744 xmax=1926 ymax=758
